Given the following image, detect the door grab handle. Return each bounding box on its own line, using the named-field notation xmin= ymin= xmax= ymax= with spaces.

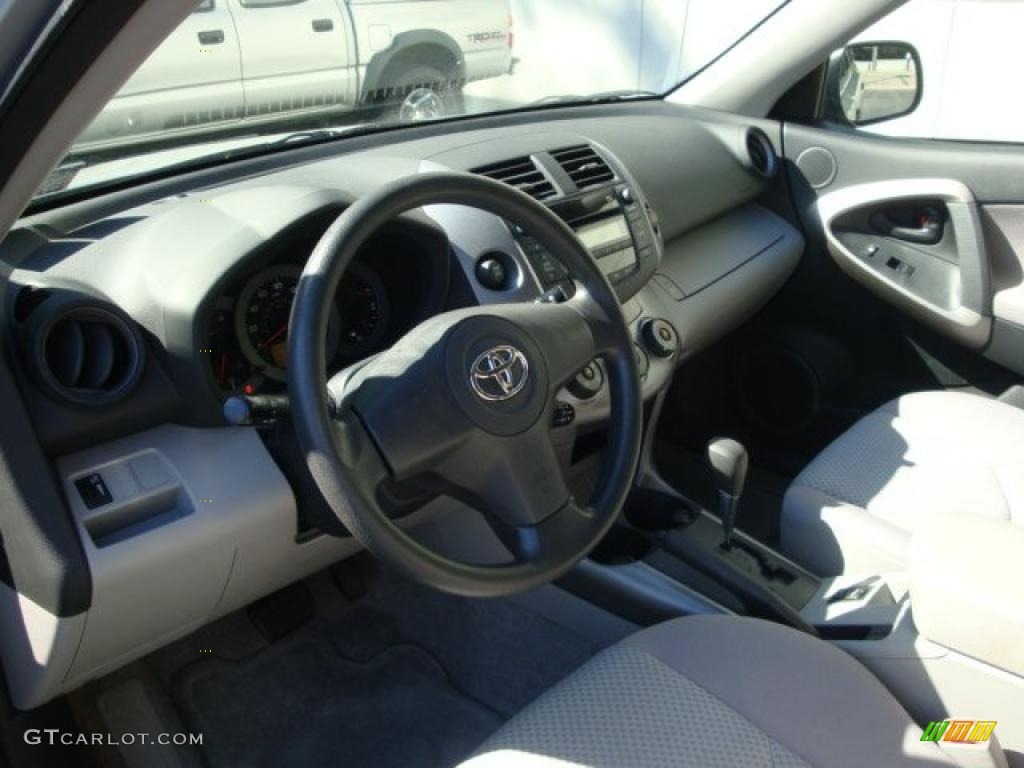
xmin=870 ymin=208 xmax=943 ymax=245
xmin=889 ymin=223 xmax=940 ymax=244
xmin=198 ymin=30 xmax=225 ymax=45
xmin=312 ymin=18 xmax=334 ymax=32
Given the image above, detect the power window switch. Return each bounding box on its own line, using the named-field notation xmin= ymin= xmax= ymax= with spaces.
xmin=75 ymin=473 xmax=113 ymax=509
xmin=863 ymin=244 xmax=880 ymax=259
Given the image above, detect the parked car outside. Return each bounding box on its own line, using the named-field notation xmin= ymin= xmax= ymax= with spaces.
xmin=75 ymin=0 xmax=512 ymax=152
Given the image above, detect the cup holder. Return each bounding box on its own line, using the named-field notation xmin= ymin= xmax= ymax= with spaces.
xmin=623 ymin=489 xmax=699 ymax=532
xmin=590 ymin=525 xmax=653 ymax=566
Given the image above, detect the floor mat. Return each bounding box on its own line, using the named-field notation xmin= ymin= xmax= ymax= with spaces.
xmin=174 ymin=629 xmax=500 ymax=768
xmin=317 ymin=566 xmax=600 ymax=719
xmin=655 ymin=440 xmax=789 ymax=547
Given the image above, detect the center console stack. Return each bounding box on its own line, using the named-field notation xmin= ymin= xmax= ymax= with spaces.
xmin=510 ymin=180 xmax=660 ymax=301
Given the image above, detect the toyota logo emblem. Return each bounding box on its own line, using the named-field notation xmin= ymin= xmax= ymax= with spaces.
xmin=470 ymin=345 xmax=530 ymax=402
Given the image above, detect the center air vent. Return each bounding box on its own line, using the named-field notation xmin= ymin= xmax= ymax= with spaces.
xmin=745 ymin=128 xmax=778 ymax=179
xmin=31 ymin=303 xmax=145 ymax=407
xmin=551 ymin=145 xmax=615 ymax=190
xmin=473 ymin=156 xmax=556 ymax=201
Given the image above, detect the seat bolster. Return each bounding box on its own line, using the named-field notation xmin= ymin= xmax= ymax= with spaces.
xmin=624 ymin=616 xmax=952 ymax=768
xmin=782 ymin=484 xmax=910 ymax=576
xmin=461 ymin=637 xmax=814 ymax=768
xmin=782 ymin=391 xmax=1024 ymax=575
xmin=463 ymin=616 xmax=958 ymax=768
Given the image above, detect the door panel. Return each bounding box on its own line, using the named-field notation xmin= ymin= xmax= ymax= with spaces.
xmin=784 ymin=123 xmax=1024 ymax=378
xmin=985 ymin=206 xmax=1024 ymax=328
xmin=816 ymin=178 xmax=989 ymax=348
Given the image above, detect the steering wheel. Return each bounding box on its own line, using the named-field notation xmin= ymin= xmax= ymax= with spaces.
xmin=289 ymin=172 xmax=642 ymax=597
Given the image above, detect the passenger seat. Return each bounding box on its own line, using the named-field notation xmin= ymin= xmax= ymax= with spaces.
xmin=780 ymin=391 xmax=1024 ymax=576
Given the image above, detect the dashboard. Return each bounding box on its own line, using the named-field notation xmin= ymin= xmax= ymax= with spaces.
xmin=2 ymin=106 xmax=802 ymax=454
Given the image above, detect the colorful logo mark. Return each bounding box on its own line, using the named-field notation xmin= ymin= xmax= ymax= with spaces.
xmin=921 ymin=720 xmax=997 ymax=744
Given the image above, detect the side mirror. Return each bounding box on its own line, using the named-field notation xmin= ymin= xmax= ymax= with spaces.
xmin=824 ymin=42 xmax=922 ymax=126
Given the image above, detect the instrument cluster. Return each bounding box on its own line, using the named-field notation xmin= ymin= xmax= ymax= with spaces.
xmin=206 ymin=259 xmax=390 ymax=397
xmin=199 ymin=216 xmax=450 ymax=400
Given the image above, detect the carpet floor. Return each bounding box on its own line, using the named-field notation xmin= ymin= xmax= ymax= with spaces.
xmin=173 ymin=627 xmax=501 ymax=768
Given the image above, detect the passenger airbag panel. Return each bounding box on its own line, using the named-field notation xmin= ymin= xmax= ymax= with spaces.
xmin=656 ymin=204 xmax=787 ymax=296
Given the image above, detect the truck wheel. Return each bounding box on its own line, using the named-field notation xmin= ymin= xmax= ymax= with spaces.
xmin=387 ymin=64 xmax=463 ymax=122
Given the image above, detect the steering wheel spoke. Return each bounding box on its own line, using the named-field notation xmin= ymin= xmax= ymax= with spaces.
xmin=329 ymin=407 xmax=392 ymax=494
xmin=483 ymin=498 xmax=597 ymax=565
xmin=434 ymin=421 xmax=571 ymax=525
xmin=326 ymin=314 xmax=476 ymax=479
xmin=568 ymin=286 xmax=629 ymax=357
xmin=493 ymin=300 xmax=599 ymax=396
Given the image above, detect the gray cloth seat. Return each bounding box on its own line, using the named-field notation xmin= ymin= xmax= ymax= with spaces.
xmin=461 ymin=615 xmax=959 ymax=767
xmin=781 ymin=391 xmax=1024 ymax=576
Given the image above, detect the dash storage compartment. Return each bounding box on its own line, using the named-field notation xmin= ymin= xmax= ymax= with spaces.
xmin=69 ymin=451 xmax=193 ymax=547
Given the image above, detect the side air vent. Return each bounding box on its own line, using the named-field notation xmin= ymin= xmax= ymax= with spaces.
xmin=746 ymin=128 xmax=778 ymax=179
xmin=473 ymin=156 xmax=557 ymax=201
xmin=31 ymin=303 xmax=145 ymax=407
xmin=551 ymin=145 xmax=615 ymax=190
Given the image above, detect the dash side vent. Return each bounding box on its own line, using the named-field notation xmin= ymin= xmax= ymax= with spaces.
xmin=745 ymin=128 xmax=778 ymax=179
xmin=31 ymin=304 xmax=145 ymax=407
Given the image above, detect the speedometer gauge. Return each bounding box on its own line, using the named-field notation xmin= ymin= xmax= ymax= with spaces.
xmin=234 ymin=265 xmax=340 ymax=382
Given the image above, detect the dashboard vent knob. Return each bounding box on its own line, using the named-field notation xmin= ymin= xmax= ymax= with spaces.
xmin=28 ymin=302 xmax=145 ymax=407
xmin=745 ymin=128 xmax=778 ymax=179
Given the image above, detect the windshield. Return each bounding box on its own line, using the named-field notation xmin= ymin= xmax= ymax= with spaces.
xmin=36 ymin=0 xmax=787 ymax=200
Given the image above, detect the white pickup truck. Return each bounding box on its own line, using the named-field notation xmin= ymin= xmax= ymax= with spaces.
xmin=76 ymin=0 xmax=512 ymax=151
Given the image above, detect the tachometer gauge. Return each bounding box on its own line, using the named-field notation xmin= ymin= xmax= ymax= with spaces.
xmin=337 ymin=263 xmax=390 ymax=356
xmin=234 ymin=265 xmax=340 ymax=381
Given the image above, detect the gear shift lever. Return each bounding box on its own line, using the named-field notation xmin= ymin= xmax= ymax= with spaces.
xmin=707 ymin=438 xmax=749 ymax=549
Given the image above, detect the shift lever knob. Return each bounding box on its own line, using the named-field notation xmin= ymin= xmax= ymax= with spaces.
xmin=707 ymin=438 xmax=749 ymax=547
xmin=707 ymin=438 xmax=749 ymax=497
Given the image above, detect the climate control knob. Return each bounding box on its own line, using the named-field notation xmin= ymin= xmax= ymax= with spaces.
xmin=641 ymin=318 xmax=678 ymax=358
xmin=568 ymin=361 xmax=605 ymax=400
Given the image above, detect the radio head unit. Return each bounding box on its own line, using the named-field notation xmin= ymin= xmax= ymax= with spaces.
xmin=509 ymin=183 xmax=659 ymax=301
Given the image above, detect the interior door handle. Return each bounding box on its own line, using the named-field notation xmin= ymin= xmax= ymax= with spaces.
xmin=870 ymin=207 xmax=943 ymax=245
xmin=312 ymin=18 xmax=334 ymax=32
xmin=198 ymin=30 xmax=225 ymax=45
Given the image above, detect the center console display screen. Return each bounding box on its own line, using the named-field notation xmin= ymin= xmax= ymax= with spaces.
xmin=576 ymin=216 xmax=630 ymax=252
xmin=575 ymin=215 xmax=636 ymax=278
xmin=597 ymin=247 xmax=637 ymax=275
